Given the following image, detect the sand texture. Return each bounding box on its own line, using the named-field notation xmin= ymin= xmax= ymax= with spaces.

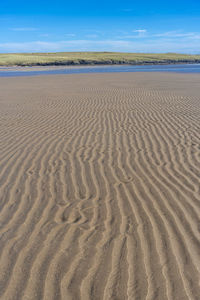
xmin=0 ymin=72 xmax=200 ymax=300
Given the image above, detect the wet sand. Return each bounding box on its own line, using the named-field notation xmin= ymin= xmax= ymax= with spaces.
xmin=0 ymin=72 xmax=200 ymax=300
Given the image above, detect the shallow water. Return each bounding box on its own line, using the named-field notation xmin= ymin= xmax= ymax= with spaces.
xmin=0 ymin=63 xmax=200 ymax=77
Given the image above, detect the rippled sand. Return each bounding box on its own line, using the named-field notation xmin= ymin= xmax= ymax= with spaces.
xmin=0 ymin=73 xmax=200 ymax=300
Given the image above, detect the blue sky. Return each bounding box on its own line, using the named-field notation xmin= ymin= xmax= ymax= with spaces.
xmin=0 ymin=0 xmax=200 ymax=53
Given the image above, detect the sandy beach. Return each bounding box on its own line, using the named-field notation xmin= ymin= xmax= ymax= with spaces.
xmin=0 ymin=72 xmax=200 ymax=300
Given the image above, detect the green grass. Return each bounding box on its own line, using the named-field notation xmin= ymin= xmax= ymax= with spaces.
xmin=0 ymin=52 xmax=200 ymax=66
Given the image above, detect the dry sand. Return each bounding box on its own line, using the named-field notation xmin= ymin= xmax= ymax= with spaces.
xmin=0 ymin=72 xmax=200 ymax=300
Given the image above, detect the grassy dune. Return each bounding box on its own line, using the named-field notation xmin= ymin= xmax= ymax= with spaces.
xmin=0 ymin=52 xmax=200 ymax=66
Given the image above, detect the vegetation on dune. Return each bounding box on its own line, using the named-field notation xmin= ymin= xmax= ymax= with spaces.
xmin=0 ymin=52 xmax=200 ymax=66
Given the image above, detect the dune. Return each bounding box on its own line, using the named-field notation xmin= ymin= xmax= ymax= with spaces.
xmin=0 ymin=72 xmax=200 ymax=300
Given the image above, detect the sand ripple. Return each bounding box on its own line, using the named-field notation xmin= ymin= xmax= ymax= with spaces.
xmin=0 ymin=73 xmax=200 ymax=300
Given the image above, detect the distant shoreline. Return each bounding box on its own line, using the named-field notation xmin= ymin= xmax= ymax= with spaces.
xmin=1 ymin=63 xmax=200 ymax=77
xmin=1 ymin=60 xmax=200 ymax=68
xmin=1 ymin=52 xmax=200 ymax=67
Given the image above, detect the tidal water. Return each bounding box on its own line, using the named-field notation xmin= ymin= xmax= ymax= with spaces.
xmin=0 ymin=64 xmax=200 ymax=77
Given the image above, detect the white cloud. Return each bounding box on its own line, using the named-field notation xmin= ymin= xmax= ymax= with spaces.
xmin=133 ymin=29 xmax=147 ymax=33
xmin=119 ymin=30 xmax=200 ymax=41
xmin=154 ymin=31 xmax=199 ymax=38
xmin=130 ymin=29 xmax=147 ymax=38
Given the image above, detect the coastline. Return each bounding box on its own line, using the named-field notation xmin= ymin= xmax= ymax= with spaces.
xmin=1 ymin=60 xmax=200 ymax=70
xmin=0 ymin=63 xmax=200 ymax=77
xmin=1 ymin=52 xmax=200 ymax=68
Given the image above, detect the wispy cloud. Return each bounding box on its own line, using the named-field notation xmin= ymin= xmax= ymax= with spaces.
xmin=133 ymin=29 xmax=147 ymax=33
xmin=11 ymin=27 xmax=38 ymax=31
xmin=155 ymin=31 xmax=192 ymax=37
xmin=120 ymin=29 xmax=147 ymax=39
xmin=118 ymin=29 xmax=200 ymax=41
xmin=1 ymin=30 xmax=200 ymax=53
xmin=0 ymin=38 xmax=199 ymax=53
xmin=0 ymin=40 xmax=133 ymax=52
xmin=153 ymin=31 xmax=200 ymax=39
